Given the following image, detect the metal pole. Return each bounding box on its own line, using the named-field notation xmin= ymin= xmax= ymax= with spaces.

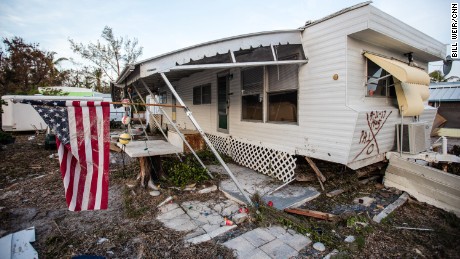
xmin=139 ymin=79 xmax=213 ymax=179
xmin=400 ymin=106 xmax=404 ymax=157
xmin=131 ymin=83 xmax=182 ymax=161
xmin=160 ymin=72 xmax=253 ymax=205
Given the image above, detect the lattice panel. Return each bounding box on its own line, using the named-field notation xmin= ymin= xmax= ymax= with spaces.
xmin=230 ymin=139 xmax=296 ymax=182
xmin=148 ymin=114 xmax=163 ymax=132
xmin=206 ymin=133 xmax=231 ymax=156
xmin=206 ymin=133 xmax=297 ymax=182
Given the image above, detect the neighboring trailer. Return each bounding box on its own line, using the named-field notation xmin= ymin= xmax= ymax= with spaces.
xmin=113 ymin=2 xmax=446 ymax=181
xmin=1 ymin=95 xmax=103 ymax=132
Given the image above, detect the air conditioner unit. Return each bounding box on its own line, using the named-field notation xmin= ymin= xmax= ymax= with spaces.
xmin=396 ymin=122 xmax=430 ymax=154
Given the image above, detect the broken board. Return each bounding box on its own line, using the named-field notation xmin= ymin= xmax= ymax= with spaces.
xmin=384 ymin=155 xmax=460 ymax=217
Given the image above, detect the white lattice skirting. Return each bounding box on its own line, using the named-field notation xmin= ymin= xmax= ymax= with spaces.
xmin=206 ymin=133 xmax=297 ymax=182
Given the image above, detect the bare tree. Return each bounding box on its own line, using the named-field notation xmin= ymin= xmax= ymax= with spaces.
xmin=69 ymin=26 xmax=143 ymax=82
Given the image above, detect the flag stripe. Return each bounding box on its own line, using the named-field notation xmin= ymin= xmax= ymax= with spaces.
xmin=87 ymin=106 xmax=99 ymax=210
xmin=95 ymin=106 xmax=104 ymax=209
xmin=81 ymin=107 xmax=93 ymax=210
xmin=74 ymin=105 xmax=87 ymax=211
xmin=101 ymin=103 xmax=110 ymax=209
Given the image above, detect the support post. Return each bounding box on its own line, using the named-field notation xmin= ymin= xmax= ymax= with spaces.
xmin=139 ymin=79 xmax=213 ymax=179
xmin=160 ymin=72 xmax=253 ymax=205
xmin=131 ymin=83 xmax=182 ymax=161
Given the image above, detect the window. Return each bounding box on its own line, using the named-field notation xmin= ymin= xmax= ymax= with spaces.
xmin=192 ymin=84 xmax=211 ymax=105
xmin=241 ymin=67 xmax=264 ymax=120
xmin=366 ymin=59 xmax=396 ymax=97
xmin=159 ymin=92 xmax=167 ymax=104
xmin=267 ymin=65 xmax=298 ymax=122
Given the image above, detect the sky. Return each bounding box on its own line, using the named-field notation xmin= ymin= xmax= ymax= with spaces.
xmin=0 ymin=0 xmax=457 ymax=77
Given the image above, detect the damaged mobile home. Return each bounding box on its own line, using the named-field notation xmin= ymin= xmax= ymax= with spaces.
xmin=113 ymin=2 xmax=448 ymax=183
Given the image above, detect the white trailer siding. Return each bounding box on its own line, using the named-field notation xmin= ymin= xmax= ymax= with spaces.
xmin=119 ymin=3 xmax=445 ymax=173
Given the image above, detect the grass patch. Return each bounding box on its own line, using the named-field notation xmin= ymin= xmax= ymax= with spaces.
xmin=122 ymin=188 xmax=150 ymax=218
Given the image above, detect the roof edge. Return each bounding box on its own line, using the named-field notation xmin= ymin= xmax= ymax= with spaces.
xmin=300 ymin=1 xmax=372 ymax=29
xmin=134 ymin=29 xmax=302 ymax=66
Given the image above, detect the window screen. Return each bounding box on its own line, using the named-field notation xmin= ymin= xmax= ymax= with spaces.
xmin=268 ymin=65 xmax=299 ymax=92
xmin=241 ymin=67 xmax=264 ymax=95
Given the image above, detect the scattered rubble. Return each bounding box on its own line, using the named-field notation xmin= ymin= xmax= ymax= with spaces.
xmin=313 ymin=242 xmax=325 ymax=251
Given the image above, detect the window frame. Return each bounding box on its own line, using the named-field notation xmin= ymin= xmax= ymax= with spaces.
xmin=266 ymin=89 xmax=298 ymax=124
xmin=192 ymin=83 xmax=212 ymax=105
xmin=365 ymin=59 xmax=396 ymax=98
xmin=241 ymin=67 xmax=264 ymax=122
xmin=240 ymin=65 xmax=299 ymax=124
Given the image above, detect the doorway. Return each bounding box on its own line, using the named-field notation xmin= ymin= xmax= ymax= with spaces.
xmin=217 ymin=74 xmax=229 ymax=133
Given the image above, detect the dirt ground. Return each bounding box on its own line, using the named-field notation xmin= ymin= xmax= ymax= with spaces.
xmin=1 ymin=133 xmax=459 ymax=258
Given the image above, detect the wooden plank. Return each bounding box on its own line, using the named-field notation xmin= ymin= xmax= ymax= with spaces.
xmin=373 ymin=192 xmax=409 ymax=223
xmin=284 ymin=208 xmax=336 ymax=221
xmin=305 ymin=157 xmax=326 ymax=182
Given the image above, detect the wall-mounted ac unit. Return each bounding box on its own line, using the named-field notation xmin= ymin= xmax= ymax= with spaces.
xmin=396 ymin=122 xmax=430 ymax=155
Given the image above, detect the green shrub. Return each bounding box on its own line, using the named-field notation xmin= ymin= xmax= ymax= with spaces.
xmin=163 ymin=157 xmax=210 ymax=187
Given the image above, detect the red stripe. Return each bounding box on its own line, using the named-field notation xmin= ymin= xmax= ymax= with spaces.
xmin=87 ymin=106 xmax=99 ymax=210
xmin=101 ymin=104 xmax=110 ymax=209
xmin=73 ymin=106 xmax=86 ymax=211
xmin=66 ymin=145 xmax=77 ymax=209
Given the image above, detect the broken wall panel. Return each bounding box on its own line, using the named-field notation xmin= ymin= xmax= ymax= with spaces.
xmin=384 ymin=155 xmax=460 ymax=217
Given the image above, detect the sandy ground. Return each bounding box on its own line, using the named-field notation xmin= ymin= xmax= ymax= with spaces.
xmin=0 ymin=133 xmax=459 ymax=258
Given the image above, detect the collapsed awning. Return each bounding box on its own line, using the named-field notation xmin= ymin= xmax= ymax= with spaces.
xmin=364 ymin=53 xmax=430 ymax=116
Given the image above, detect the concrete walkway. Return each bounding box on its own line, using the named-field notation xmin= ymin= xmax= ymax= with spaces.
xmin=155 ymin=163 xmax=318 ymax=257
xmin=208 ymin=163 xmax=320 ymax=210
xmin=224 ymin=225 xmax=312 ymax=259
xmin=156 ymin=199 xmax=240 ymax=244
xmin=156 ymin=201 xmax=313 ymax=258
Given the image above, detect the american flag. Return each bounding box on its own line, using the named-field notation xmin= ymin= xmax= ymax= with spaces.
xmin=23 ymin=100 xmax=110 ymax=211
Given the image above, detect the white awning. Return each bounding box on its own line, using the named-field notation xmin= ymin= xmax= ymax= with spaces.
xmin=364 ymin=53 xmax=430 ymax=116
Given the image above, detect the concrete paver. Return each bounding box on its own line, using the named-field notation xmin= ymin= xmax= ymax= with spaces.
xmin=259 ymin=238 xmax=298 ymax=259
xmin=224 ymin=226 xmax=312 ymax=259
xmin=157 ymin=200 xmax=241 ymax=244
xmin=240 ymin=228 xmax=276 ymax=247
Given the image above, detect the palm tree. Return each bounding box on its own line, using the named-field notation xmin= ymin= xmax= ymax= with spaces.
xmin=429 ymin=70 xmax=446 ymax=82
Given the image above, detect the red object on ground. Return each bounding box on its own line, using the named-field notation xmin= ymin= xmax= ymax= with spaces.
xmin=267 ymin=201 xmax=274 ymax=207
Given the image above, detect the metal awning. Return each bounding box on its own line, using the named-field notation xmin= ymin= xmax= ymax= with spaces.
xmin=364 ymin=53 xmax=430 ymax=85
xmin=168 ymin=60 xmax=308 ymax=72
xmin=364 ymin=52 xmax=430 ymax=116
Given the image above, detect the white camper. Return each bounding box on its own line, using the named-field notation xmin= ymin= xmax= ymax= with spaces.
xmin=1 ymin=95 xmax=103 ymax=132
